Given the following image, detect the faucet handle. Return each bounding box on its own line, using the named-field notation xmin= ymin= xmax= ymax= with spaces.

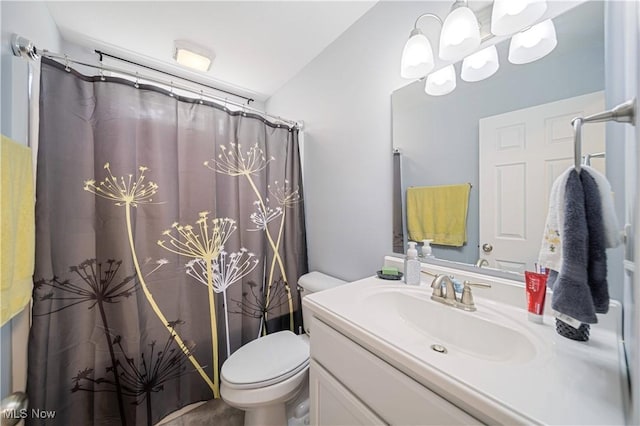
xmin=459 ymin=281 xmax=491 ymax=311
xmin=475 ymin=258 xmax=489 ymax=268
xmin=464 ymin=281 xmax=492 ymax=288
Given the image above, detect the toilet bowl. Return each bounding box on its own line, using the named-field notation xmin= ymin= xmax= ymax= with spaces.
xmin=220 ymin=271 xmax=346 ymax=426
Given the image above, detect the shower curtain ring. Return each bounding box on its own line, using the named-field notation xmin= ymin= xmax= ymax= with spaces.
xmin=199 ymin=90 xmax=204 ymax=104
xmin=134 ymin=72 xmax=140 ymax=89
xmin=99 ymin=67 xmax=106 ymax=81
xmin=64 ymin=55 xmax=70 ymax=72
xmin=223 ymin=98 xmax=228 ymax=111
xmin=169 ymin=81 xmax=174 ymax=97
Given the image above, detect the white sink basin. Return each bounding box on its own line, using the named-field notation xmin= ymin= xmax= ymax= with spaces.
xmin=359 ymin=287 xmax=538 ymax=363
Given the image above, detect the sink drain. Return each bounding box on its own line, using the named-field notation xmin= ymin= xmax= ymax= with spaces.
xmin=431 ymin=344 xmax=448 ymax=354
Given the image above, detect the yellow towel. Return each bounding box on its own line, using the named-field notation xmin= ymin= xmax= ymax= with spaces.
xmin=406 ymin=184 xmax=471 ymax=247
xmin=1 ymin=135 xmax=35 ymax=326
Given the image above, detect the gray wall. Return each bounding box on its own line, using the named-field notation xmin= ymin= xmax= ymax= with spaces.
xmin=266 ymin=1 xmax=605 ymax=282
xmin=267 ymin=2 xmax=442 ymax=281
xmin=1 ymin=0 xmax=61 ymax=399
xmin=605 ymin=1 xmax=639 ymax=423
xmin=392 ymin=1 xmax=604 ymax=265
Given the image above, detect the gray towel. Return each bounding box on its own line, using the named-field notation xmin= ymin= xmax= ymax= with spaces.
xmin=581 ymin=169 xmax=609 ymax=313
xmin=550 ymin=170 xmax=598 ymax=324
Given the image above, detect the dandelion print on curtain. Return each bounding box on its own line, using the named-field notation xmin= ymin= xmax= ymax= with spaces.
xmin=27 ymin=57 xmax=307 ymax=426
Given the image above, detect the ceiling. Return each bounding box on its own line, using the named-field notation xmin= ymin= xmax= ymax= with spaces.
xmin=44 ymin=1 xmax=588 ymax=103
xmin=45 ymin=1 xmax=378 ymax=102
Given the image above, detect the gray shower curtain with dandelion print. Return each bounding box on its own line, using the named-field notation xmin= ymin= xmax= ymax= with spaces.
xmin=27 ymin=57 xmax=308 ymax=426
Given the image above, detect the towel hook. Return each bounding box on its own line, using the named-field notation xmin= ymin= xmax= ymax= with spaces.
xmin=572 ymin=117 xmax=583 ymax=172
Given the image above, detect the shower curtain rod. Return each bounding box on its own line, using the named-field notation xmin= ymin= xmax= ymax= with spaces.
xmin=10 ymin=34 xmax=301 ymax=129
xmin=95 ymin=49 xmax=254 ymax=103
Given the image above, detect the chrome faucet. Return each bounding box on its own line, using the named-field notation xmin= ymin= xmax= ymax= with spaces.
xmin=430 ymin=275 xmax=458 ymax=304
xmin=430 ymin=275 xmax=491 ymax=311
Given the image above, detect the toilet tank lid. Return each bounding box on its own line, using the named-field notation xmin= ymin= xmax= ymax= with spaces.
xmin=298 ymin=271 xmax=346 ymax=293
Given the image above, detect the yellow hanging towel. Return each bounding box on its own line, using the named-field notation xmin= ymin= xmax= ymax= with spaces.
xmin=1 ymin=135 xmax=35 ymax=326
xmin=406 ymin=183 xmax=471 ymax=247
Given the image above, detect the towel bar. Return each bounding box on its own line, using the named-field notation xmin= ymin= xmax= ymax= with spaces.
xmin=582 ymin=151 xmax=605 ymax=166
xmin=572 ymin=98 xmax=636 ymax=172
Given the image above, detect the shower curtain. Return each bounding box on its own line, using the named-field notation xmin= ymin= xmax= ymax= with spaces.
xmin=27 ymin=57 xmax=307 ymax=426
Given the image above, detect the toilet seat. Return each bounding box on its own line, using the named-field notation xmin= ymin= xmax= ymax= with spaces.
xmin=221 ymin=331 xmax=309 ymax=390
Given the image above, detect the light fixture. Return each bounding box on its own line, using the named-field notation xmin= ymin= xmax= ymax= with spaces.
xmin=174 ymin=40 xmax=214 ymax=72
xmin=491 ymin=0 xmax=548 ymax=36
xmin=400 ymin=13 xmax=442 ymax=79
xmin=508 ymin=19 xmax=557 ymax=64
xmin=461 ymin=45 xmax=499 ymax=82
xmin=439 ymin=1 xmax=481 ymax=61
xmin=401 ymin=1 xmax=558 ymax=97
xmin=425 ymin=65 xmax=456 ymax=96
xmin=400 ymin=29 xmax=435 ymax=79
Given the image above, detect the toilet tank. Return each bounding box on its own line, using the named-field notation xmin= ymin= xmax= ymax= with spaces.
xmin=298 ymin=271 xmax=346 ymax=335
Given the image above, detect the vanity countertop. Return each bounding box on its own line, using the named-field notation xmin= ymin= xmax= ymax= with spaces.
xmin=303 ymin=275 xmax=627 ymax=425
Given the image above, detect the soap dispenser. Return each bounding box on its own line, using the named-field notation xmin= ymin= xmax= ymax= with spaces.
xmin=404 ymin=241 xmax=421 ymax=285
xmin=421 ymin=239 xmax=435 ymax=258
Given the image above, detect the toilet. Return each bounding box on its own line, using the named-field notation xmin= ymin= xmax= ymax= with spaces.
xmin=220 ymin=271 xmax=346 ymax=426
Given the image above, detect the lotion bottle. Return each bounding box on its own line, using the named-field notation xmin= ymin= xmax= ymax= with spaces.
xmin=421 ymin=239 xmax=435 ymax=258
xmin=404 ymin=241 xmax=421 ymax=285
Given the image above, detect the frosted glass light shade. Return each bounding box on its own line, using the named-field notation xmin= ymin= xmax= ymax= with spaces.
xmin=400 ymin=29 xmax=435 ymax=79
xmin=174 ymin=40 xmax=214 ymax=71
xmin=439 ymin=7 xmax=480 ymax=61
xmin=425 ymin=65 xmax=456 ymax=96
xmin=508 ymin=19 xmax=557 ymax=64
xmin=461 ymin=45 xmax=499 ymax=82
xmin=491 ymin=0 xmax=547 ymax=36
xmin=175 ymin=49 xmax=212 ymax=71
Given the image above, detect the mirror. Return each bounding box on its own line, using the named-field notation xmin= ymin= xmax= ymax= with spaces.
xmin=391 ymin=1 xmax=604 ymax=272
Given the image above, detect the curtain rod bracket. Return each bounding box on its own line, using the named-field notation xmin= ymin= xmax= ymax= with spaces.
xmin=11 ymin=34 xmax=39 ymax=60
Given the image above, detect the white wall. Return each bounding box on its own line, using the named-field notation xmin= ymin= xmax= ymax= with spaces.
xmin=0 ymin=0 xmax=61 ymax=399
xmin=267 ymin=1 xmax=441 ymax=281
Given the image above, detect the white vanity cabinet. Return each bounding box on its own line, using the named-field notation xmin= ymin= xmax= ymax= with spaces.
xmin=309 ymin=318 xmax=482 ymax=425
xmin=310 ymin=360 xmax=386 ymax=425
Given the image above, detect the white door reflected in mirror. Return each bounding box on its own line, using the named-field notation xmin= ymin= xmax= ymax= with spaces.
xmin=478 ymin=91 xmax=605 ymax=273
